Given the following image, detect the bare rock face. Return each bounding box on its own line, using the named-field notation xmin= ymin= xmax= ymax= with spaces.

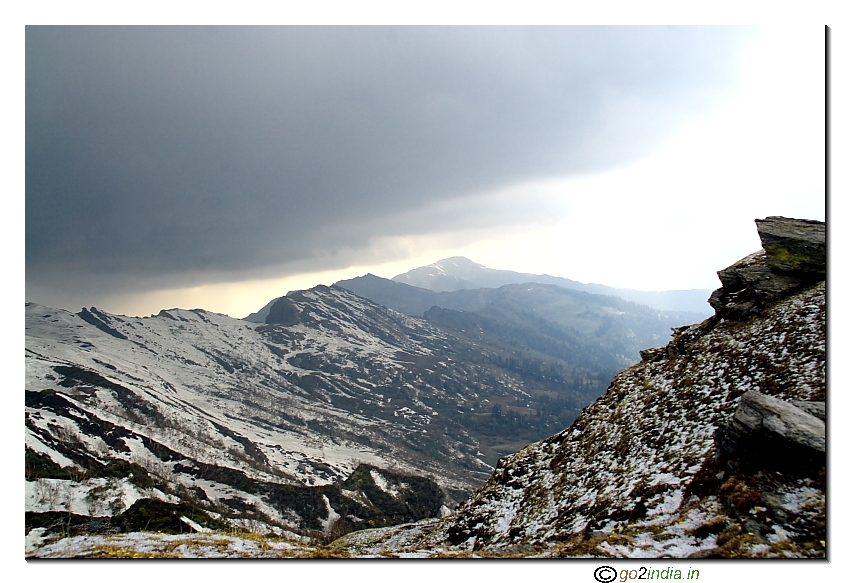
xmin=793 ymin=401 xmax=826 ymax=421
xmin=265 ymin=296 xmax=300 ymax=325
xmin=755 ymin=216 xmax=826 ymax=276
xmin=709 ymin=217 xmax=825 ymax=320
xmin=715 ymin=391 xmax=825 ymax=474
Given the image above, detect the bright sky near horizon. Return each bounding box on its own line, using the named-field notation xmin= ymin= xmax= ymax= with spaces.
xmin=24 ymin=24 xmax=825 ymax=319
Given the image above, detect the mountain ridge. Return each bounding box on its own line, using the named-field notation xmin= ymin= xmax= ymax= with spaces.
xmin=26 ymin=283 xmax=618 ymax=551
xmin=391 ymin=256 xmax=713 ymax=315
xmin=245 ymin=257 xmax=714 ymax=323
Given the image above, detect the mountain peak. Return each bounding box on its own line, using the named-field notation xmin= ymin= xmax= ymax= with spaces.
xmin=427 ymin=256 xmax=488 ymax=271
xmin=391 ymin=257 xmax=494 ymax=292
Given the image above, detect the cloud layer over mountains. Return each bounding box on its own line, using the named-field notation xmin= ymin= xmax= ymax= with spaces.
xmin=26 ymin=26 xmax=752 ymax=302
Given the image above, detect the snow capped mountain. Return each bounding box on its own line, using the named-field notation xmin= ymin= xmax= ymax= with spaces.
xmin=26 ymin=283 xmax=610 ymax=551
xmin=27 ymin=291 xmax=475 ymax=487
xmin=25 ymin=286 xmax=483 ymax=547
xmin=392 ymin=257 xmax=501 ymax=292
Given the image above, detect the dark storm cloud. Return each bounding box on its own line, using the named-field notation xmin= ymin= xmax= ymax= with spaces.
xmin=26 ymin=26 xmax=752 ymax=297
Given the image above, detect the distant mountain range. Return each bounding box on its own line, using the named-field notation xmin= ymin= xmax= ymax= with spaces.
xmin=391 ymin=256 xmax=713 ymax=315
xmin=246 ymin=256 xmax=713 ymax=324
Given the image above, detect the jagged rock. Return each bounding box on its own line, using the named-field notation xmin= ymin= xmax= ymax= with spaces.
xmin=708 ymin=251 xmax=804 ymax=320
xmin=755 ymin=216 xmax=825 ymax=276
xmin=708 ymin=217 xmax=825 ymax=321
xmin=639 ymin=346 xmax=666 ymax=362
xmin=432 ymin=283 xmax=824 ymax=550
xmin=715 ymin=391 xmax=825 ymax=473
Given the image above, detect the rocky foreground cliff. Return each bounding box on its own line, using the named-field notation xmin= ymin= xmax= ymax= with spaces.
xmin=335 ymin=217 xmax=826 ymax=558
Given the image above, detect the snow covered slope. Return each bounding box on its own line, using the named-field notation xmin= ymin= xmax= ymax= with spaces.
xmin=335 ymin=217 xmax=827 ymax=558
xmin=26 ymin=283 xmax=605 ymax=551
xmin=437 ymin=282 xmax=825 ymax=556
xmin=26 ymin=288 xmax=479 ymax=488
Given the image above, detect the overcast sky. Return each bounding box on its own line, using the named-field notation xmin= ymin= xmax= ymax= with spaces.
xmin=25 ymin=25 xmax=825 ymax=318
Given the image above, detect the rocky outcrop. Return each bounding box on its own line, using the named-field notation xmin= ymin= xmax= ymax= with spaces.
xmin=715 ymin=391 xmax=825 ymax=474
xmin=265 ymin=296 xmax=300 ymax=325
xmin=708 ymin=217 xmax=824 ymax=321
xmin=643 ymin=216 xmax=825 ymax=365
xmin=755 ymin=216 xmax=825 ymax=276
xmin=708 ymin=251 xmax=802 ymax=320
